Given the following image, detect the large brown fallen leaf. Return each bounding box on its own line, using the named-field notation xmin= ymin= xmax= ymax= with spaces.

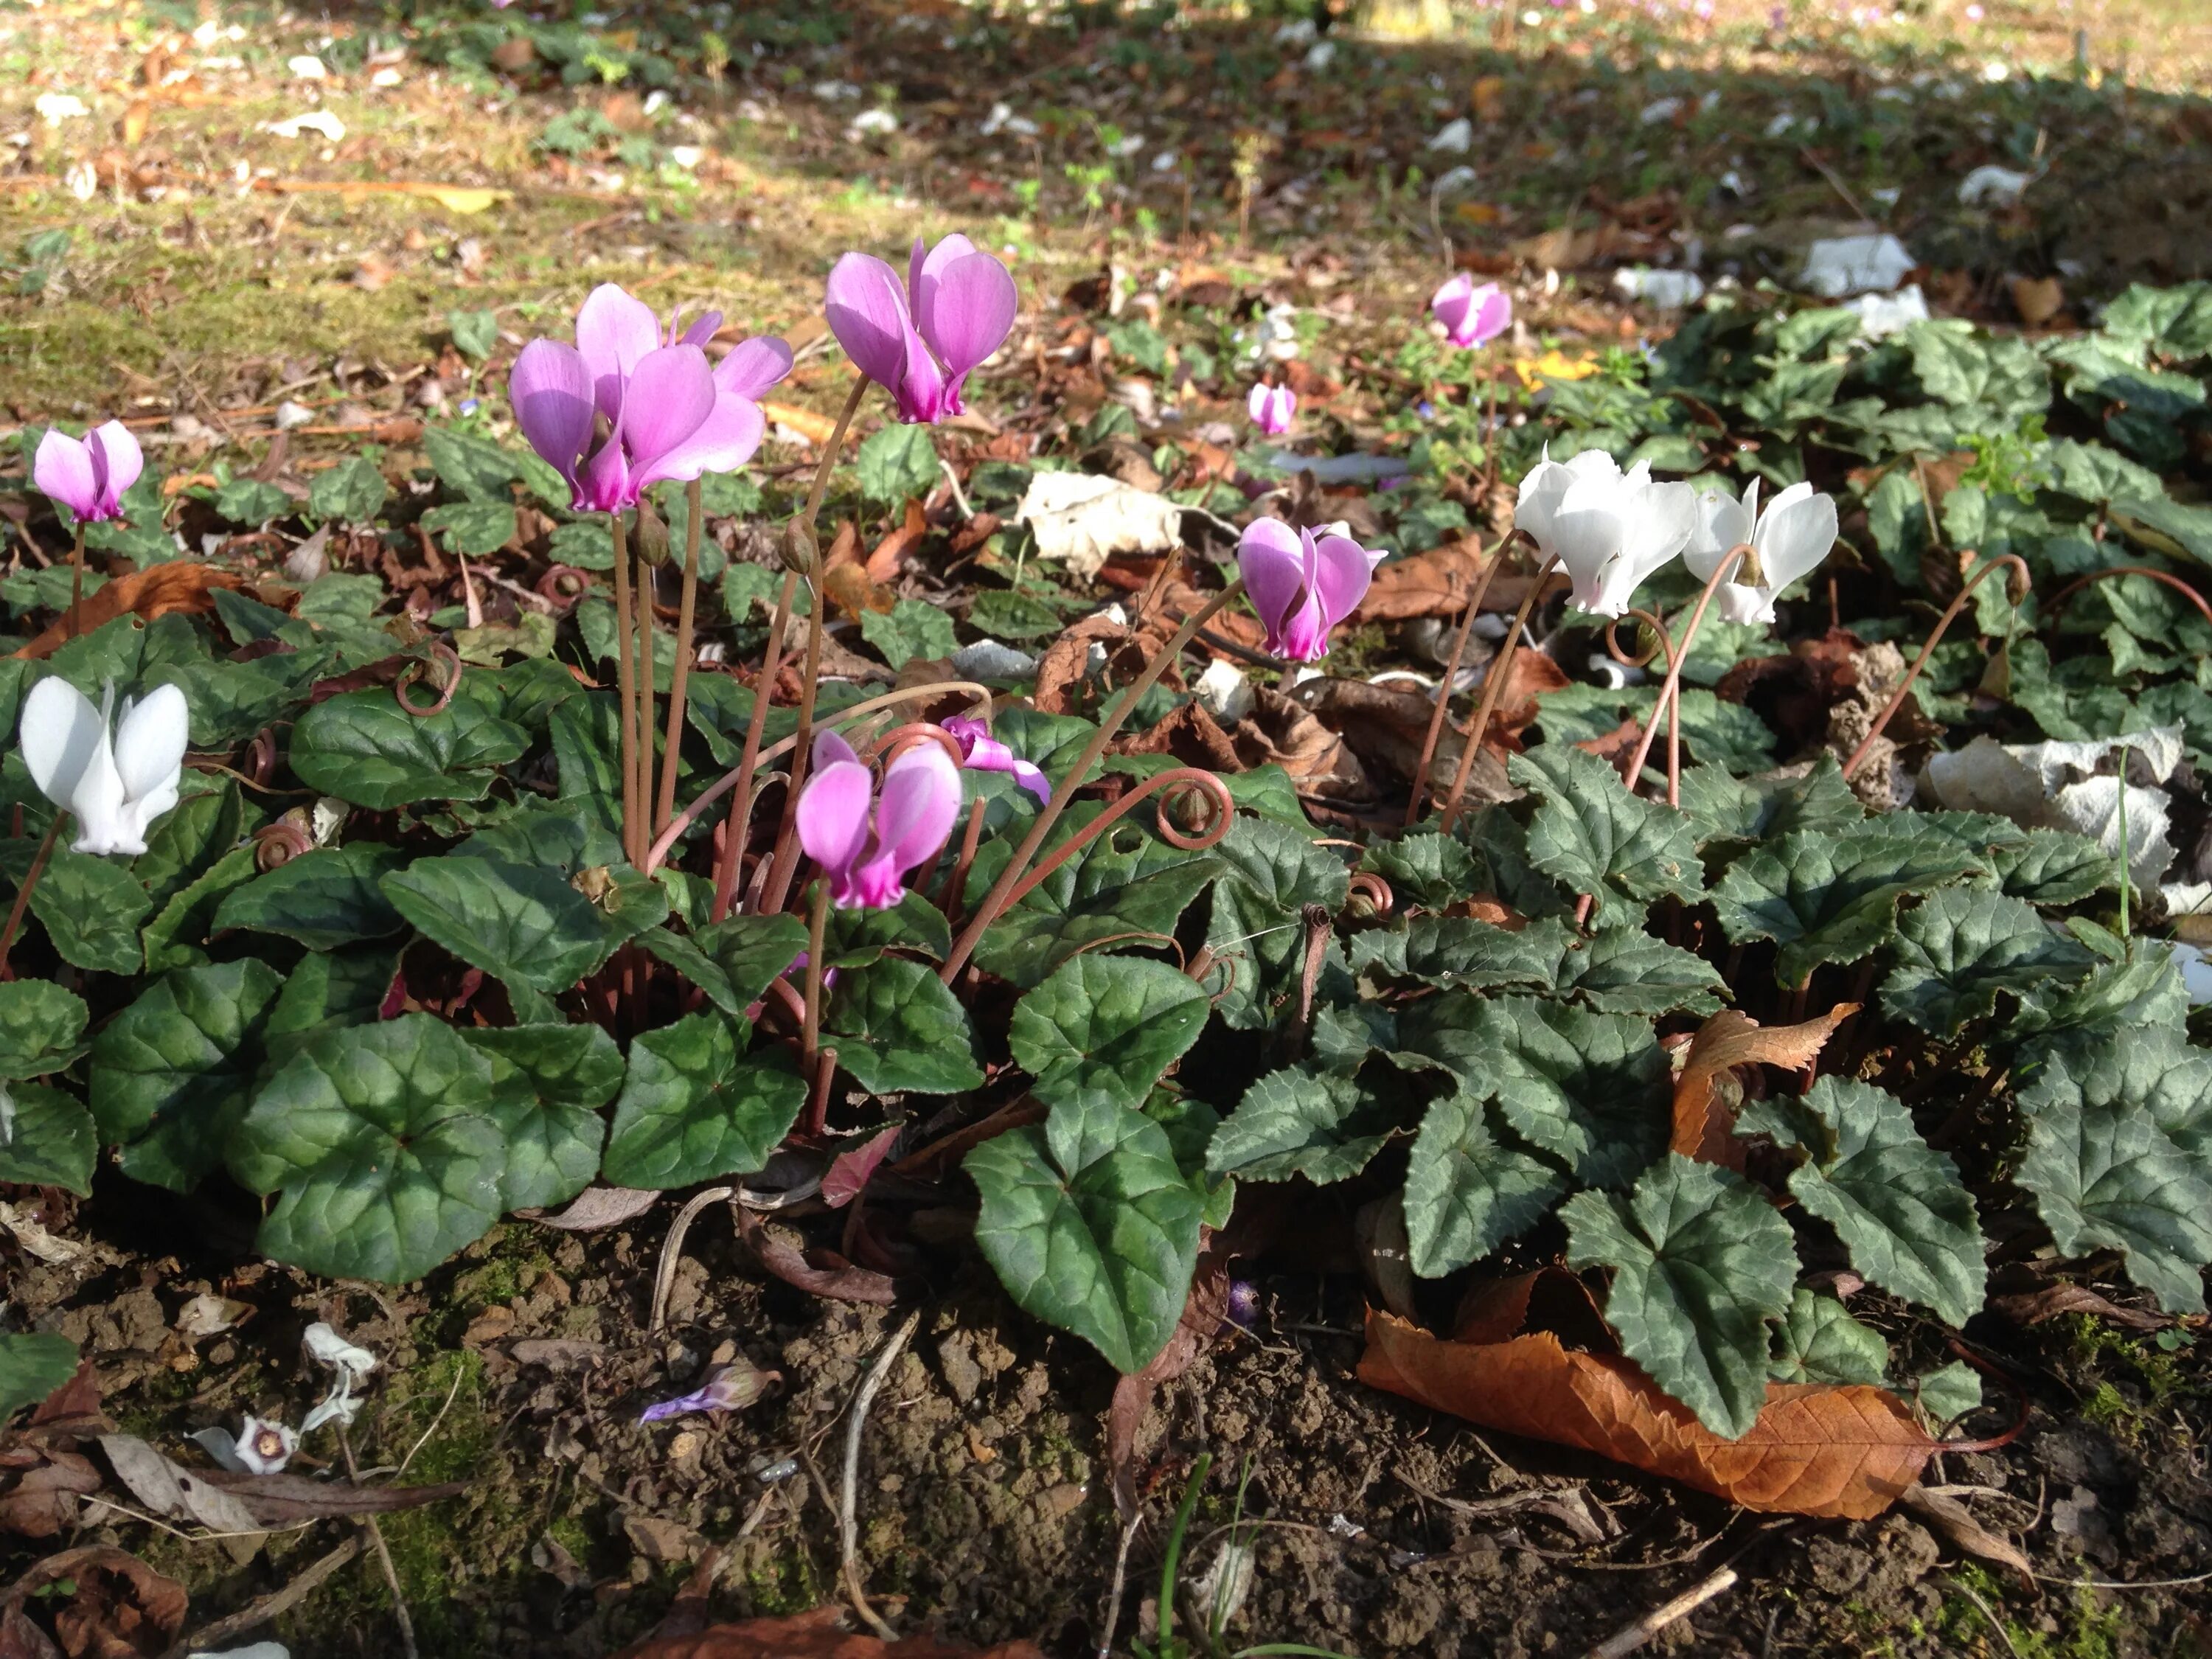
xmin=1358 ymin=1311 xmax=1935 ymax=1521
xmin=616 ymin=1607 xmax=1043 ymax=1659
xmin=0 ymin=1546 xmax=185 ymax=1659
xmin=1354 ymin=539 xmax=1493 ymax=622
xmin=1669 ymin=1006 xmax=1857 ymax=1171
xmin=13 ymin=564 xmax=244 ymax=660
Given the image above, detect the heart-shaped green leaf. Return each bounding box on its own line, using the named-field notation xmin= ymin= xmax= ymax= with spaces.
xmin=1008 ymin=956 xmax=1210 ymax=1113
xmin=132 ymin=782 xmax=248 ymax=914
xmin=822 ymin=957 xmax=984 ymax=1096
xmin=140 ymin=844 xmax=259 ymax=973
xmin=1880 ymin=886 xmax=2097 ymax=1037
xmin=1676 ymin=757 xmax=1864 ymax=846
xmin=1361 ymin=832 xmax=1480 ymax=912
xmin=1202 ymin=816 xmax=1350 ymax=1030
xmin=0 ymin=1083 xmax=97 ymax=1194
xmin=824 ymin=891 xmax=951 ymax=967
xmin=0 ymin=1332 xmax=80 ymax=1422
xmin=1512 ymin=745 xmax=1704 ymax=925
xmin=382 ymin=856 xmax=665 ymax=997
xmin=600 ymin=1012 xmax=806 ymax=1190
xmin=289 ymin=685 xmax=529 ymax=809
xmin=1768 ymin=1290 xmax=1888 ymax=1386
xmin=1402 ymin=1090 xmax=1564 ymax=1279
xmin=265 ymin=947 xmax=396 ymax=1065
xmin=1739 ymin=1077 xmax=1986 ymax=1326
xmin=967 ymin=1097 xmax=1203 ymax=1374
xmin=1398 ymin=993 xmax=1667 ymax=1187
xmin=1563 ymin=1154 xmax=1798 ymax=1438
xmin=1206 ymin=1066 xmax=1389 ymax=1185
xmin=89 ymin=960 xmax=283 ymax=1191
xmin=213 ymin=845 xmax=409 ymax=950
xmin=639 ymin=914 xmax=810 ymax=1019
xmin=1551 ymin=928 xmax=1727 ymax=1016
xmin=1349 ymin=916 xmax=1565 ymax=992
xmin=462 ymin=1023 xmax=620 ymax=1211
xmin=0 ymin=981 xmax=88 ymax=1079
xmin=0 ymin=842 xmax=151 ymax=973
xmin=229 ymin=1013 xmax=505 ymax=1284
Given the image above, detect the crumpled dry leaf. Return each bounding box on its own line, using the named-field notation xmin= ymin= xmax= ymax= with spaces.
xmin=733 ymin=1206 xmax=898 ymax=1305
xmin=1670 ymin=1006 xmax=1859 ymax=1171
xmin=0 ymin=1546 xmax=187 ymax=1659
xmin=1236 ymin=686 xmax=1368 ymax=800
xmin=1116 ymin=700 xmax=1242 ymax=772
xmin=1016 ymin=473 xmax=1182 ymax=579
xmin=1921 ymin=727 xmax=2183 ymax=888
xmin=1359 ymin=1311 xmax=1935 ymax=1520
xmin=96 ymin=1436 xmax=263 ymax=1543
xmin=0 ymin=1447 xmax=102 ymax=1540
xmin=1899 ymin=1484 xmax=2033 ymax=1582
xmin=528 ymin=1186 xmax=658 ymax=1231
xmin=614 ymin=1607 xmax=1043 ymax=1659
xmin=15 ymin=564 xmax=244 ymax=661
xmin=189 ymin=1468 xmax=467 ymax=1526
xmin=1354 ymin=539 xmax=1492 ymax=623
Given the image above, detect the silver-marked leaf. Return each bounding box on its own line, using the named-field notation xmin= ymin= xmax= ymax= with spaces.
xmin=1402 ymin=1091 xmax=1564 ymax=1278
xmin=1397 ymin=993 xmax=1667 ymax=1186
xmin=288 ymin=684 xmax=529 ymax=809
xmin=265 ymin=947 xmax=397 ymax=1064
xmin=0 ymin=1082 xmax=96 ymax=1194
xmin=1008 ymin=956 xmax=1210 ymax=1113
xmin=133 ymin=781 xmax=248 ymax=914
xmin=462 ymin=1023 xmax=620 ymax=1211
xmin=1987 ymin=829 xmax=2113 ymax=905
xmin=1205 ymin=1065 xmax=1388 ymax=1185
xmin=822 ymin=956 xmax=984 ymax=1096
xmin=600 ymin=1012 xmax=805 ymax=1191
xmin=140 ymin=845 xmax=258 ymax=973
xmin=1347 ymin=916 xmax=1566 ymax=992
xmin=967 ymin=1096 xmax=1203 ymax=1374
xmin=1551 ymin=928 xmax=1727 ymax=1016
xmin=229 ymin=1013 xmax=504 ymax=1284
xmin=1879 ymin=886 xmax=2097 ymax=1037
xmin=639 ymin=913 xmax=809 ymax=1018
xmin=1739 ymin=1077 xmax=1986 ymax=1326
xmin=1711 ymin=821 xmax=1984 ymax=987
xmin=0 ymin=981 xmax=88 ymax=1079
xmin=1363 ymin=832 xmax=1480 ymax=911
xmin=1201 ymin=816 xmax=1350 ymax=1030
xmin=2008 ymin=941 xmax=2187 ymax=1041
xmin=2016 ymin=1033 xmax=2212 ymax=1312
xmin=1511 ymin=745 xmax=1703 ymax=925
xmin=382 ymin=856 xmax=664 ymax=997
xmin=3 ymin=843 xmax=151 ymax=973
xmin=1562 ymin=1154 xmax=1798 ymax=1438
xmin=212 ymin=845 xmax=408 ymax=950
xmin=1768 ymin=1290 xmax=1889 ymax=1386
xmin=88 ymin=960 xmax=283 ymax=1191
xmin=824 ymin=891 xmax=951 ymax=967
xmin=1677 ymin=757 xmax=1865 ymax=846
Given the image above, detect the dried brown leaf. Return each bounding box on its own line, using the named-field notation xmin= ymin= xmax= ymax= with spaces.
xmin=1669 ymin=1006 xmax=1858 ymax=1171
xmin=191 ymin=1469 xmax=468 ymax=1526
xmin=615 ymin=1607 xmax=1043 ymax=1659
xmin=1358 ymin=1312 xmax=1935 ymax=1520
xmin=1354 ymin=539 xmax=1492 ymax=623
xmin=1899 ymin=1485 xmax=2033 ymax=1582
xmin=0 ymin=1547 xmax=185 ymax=1659
xmin=733 ymin=1206 xmax=898 ymax=1305
xmin=529 ymin=1185 xmax=658 ymax=1231
xmin=14 ymin=564 xmax=246 ymax=661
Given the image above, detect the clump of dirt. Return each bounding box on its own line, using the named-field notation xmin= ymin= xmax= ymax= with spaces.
xmin=7 ymin=1182 xmax=2211 ymax=1658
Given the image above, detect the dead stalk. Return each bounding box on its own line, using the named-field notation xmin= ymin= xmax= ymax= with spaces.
xmin=1405 ymin=538 xmax=1512 ymax=827
xmin=1841 ymin=554 xmax=2029 ymax=781
xmin=1621 ymin=546 xmax=1747 ymax=806
xmin=841 ymin=1310 xmax=922 ymax=1643
xmin=1584 ymin=1565 xmax=1739 ymax=1659
xmin=712 ymin=568 xmax=800 ymax=922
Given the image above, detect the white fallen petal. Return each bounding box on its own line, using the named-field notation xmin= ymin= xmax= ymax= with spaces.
xmin=847 ymin=108 xmax=898 ymax=136
xmin=1958 ymin=165 xmax=2032 ymax=206
xmin=951 ymin=641 xmax=1038 ymax=681
xmin=35 ymin=93 xmax=89 ymax=125
xmin=1196 ymin=658 xmax=1256 ymax=726
xmin=1016 ymin=473 xmax=1182 ymax=580
xmin=287 ymin=55 xmax=327 ymax=80
xmin=262 ymin=111 xmax=346 ymax=142
xmin=303 ymin=1321 xmax=378 ymax=1381
xmin=1843 ymin=284 xmax=1930 ymax=340
xmin=1610 ymin=268 xmax=1705 ymax=308
xmin=1801 ymin=233 xmax=1916 ymax=297
xmin=1427 ymin=118 xmax=1473 ymax=154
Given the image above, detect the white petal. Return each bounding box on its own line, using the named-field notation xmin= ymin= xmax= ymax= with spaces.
xmin=1684 ymin=485 xmax=1753 ymax=572
xmin=113 ymin=682 xmax=189 ymax=810
xmin=1621 ymin=481 xmax=1697 ymax=589
xmin=1753 ymin=484 xmax=1839 ymax=594
xmin=1712 ymin=582 xmax=1775 ymax=626
xmin=18 ymin=676 xmax=105 ymax=812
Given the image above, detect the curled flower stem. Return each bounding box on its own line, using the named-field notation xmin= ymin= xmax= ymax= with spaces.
xmin=864 ymin=723 xmax=967 ymax=768
xmin=997 ymin=768 xmax=1235 ymax=914
xmin=0 ymin=816 xmax=62 ymax=979
xmin=1405 ymin=535 xmax=1512 ymax=827
xmin=2043 ymin=563 xmax=2212 ymax=631
xmin=712 ymin=568 xmax=799 ymax=922
xmin=1621 ymin=549 xmax=1743 ymax=807
xmin=393 ymin=642 xmax=462 ymax=717
xmin=1841 ymin=554 xmax=2031 ymax=782
xmin=1435 ymin=552 xmax=1559 ymax=835
xmin=762 ymin=372 xmax=874 ymax=917
xmin=611 ymin=509 xmax=642 ymax=866
xmin=655 ymin=476 xmax=705 ymax=837
xmin=652 ymin=681 xmax=993 ymax=877
xmin=938 ymin=580 xmax=1246 ymax=985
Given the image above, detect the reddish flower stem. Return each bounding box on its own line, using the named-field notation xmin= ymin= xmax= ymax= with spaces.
xmin=1405 ymin=535 xmax=1512 ymax=827
xmin=1840 ymin=554 xmax=2031 ymax=781
xmin=710 ymin=567 xmax=800 ymax=923
xmin=610 ymin=509 xmax=642 ymax=866
xmin=654 ymin=475 xmax=705 ymax=837
xmin=2043 ymin=563 xmax=2212 ymax=630
xmin=0 ymin=817 xmax=62 ymax=980
xmin=1435 ymin=552 xmax=1559 ymax=835
xmin=1621 ymin=547 xmax=1745 ymax=807
xmin=995 ymin=768 xmax=1234 ymax=916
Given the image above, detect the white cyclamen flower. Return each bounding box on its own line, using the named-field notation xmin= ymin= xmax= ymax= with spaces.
xmin=21 ymin=678 xmax=189 ymax=856
xmin=1683 ymin=478 xmax=1840 ymax=625
xmin=1513 ymin=448 xmax=1697 ymax=620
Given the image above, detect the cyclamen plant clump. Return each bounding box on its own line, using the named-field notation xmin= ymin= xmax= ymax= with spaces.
xmin=12 ymin=223 xmax=2212 ymax=1638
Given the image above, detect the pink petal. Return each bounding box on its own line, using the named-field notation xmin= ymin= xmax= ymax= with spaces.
xmin=675 ymin=308 xmax=724 ymax=348
xmin=1430 ymin=272 xmax=1475 ymax=333
xmin=796 ymin=759 xmax=876 ymax=888
xmin=917 ymin=250 xmax=1017 ymax=389
xmin=577 ymin=424 xmax=634 ymax=513
xmin=1237 ymin=518 xmax=1307 ymax=652
xmin=509 ymin=340 xmax=597 ymax=484
xmin=1310 ymin=532 xmax=1377 ymax=630
xmin=813 ymin=728 xmax=863 ymax=771
xmin=825 ymin=253 xmax=920 ymax=392
xmin=855 ymin=744 xmax=962 ymax=906
xmin=574 ymin=284 xmax=664 ymax=418
xmin=633 ymin=390 xmax=765 ymax=492
xmin=615 ymin=346 xmax=717 ymax=473
xmin=86 ymin=421 xmax=142 ymax=515
xmin=32 ymin=428 xmax=97 ymax=521
xmin=714 ymin=336 xmax=795 ymax=401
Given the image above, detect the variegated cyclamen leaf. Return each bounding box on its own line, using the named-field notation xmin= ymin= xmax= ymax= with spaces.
xmin=1511 ymin=745 xmax=1703 ymax=925
xmin=1402 ymin=1091 xmax=1563 ymax=1279
xmin=1879 ymin=886 xmax=2097 ymax=1037
xmin=1769 ymin=1290 xmax=1889 ymax=1387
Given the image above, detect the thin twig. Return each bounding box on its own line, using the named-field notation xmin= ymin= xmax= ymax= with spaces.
xmin=394 ymin=1364 xmax=466 ymax=1479
xmin=1945 ymin=1576 xmax=2025 ymax=1659
xmin=1436 ymin=552 xmax=1560 ymax=833
xmin=650 ymin=1186 xmax=737 ymax=1332
xmin=0 ymin=815 xmax=63 ymax=975
xmin=1405 ymin=537 xmax=1511 ymax=827
xmin=159 ymin=1535 xmax=363 ymax=1659
xmin=1584 ymin=1565 xmax=1739 ymax=1659
xmin=1094 ymin=1509 xmax=1145 ymax=1659
xmin=840 ymin=1310 xmax=922 ymax=1642
xmin=339 ymin=1425 xmax=420 ymax=1659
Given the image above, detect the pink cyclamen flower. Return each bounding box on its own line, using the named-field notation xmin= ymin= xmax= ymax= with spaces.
xmin=796 ymin=729 xmax=964 ymax=910
xmin=1430 ymin=273 xmax=1511 ymax=349
xmin=1237 ymin=520 xmax=1385 ymax=663
xmin=1247 ymin=382 xmax=1297 ymax=436
xmin=942 ymin=716 xmax=1050 ymax=806
xmin=34 ymin=421 xmax=143 ymax=524
xmin=824 ymin=235 xmax=1018 ymax=425
xmin=507 ymin=284 xmax=792 ymax=514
